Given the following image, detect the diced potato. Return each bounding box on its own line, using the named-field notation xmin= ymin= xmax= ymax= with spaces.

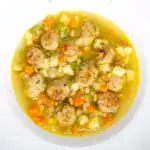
xmin=100 ymin=64 xmax=112 ymax=73
xmin=76 ymin=109 xmax=83 ymax=116
xmin=92 ymin=82 xmax=100 ymax=91
xmin=48 ymin=118 xmax=57 ymax=125
xmin=24 ymin=31 xmax=33 ymax=45
xmin=88 ymin=117 xmax=100 ymax=130
xmin=116 ymin=47 xmax=126 ymax=57
xmin=124 ymin=47 xmax=133 ymax=55
xmin=50 ymin=55 xmax=58 ymax=67
xmin=84 ymin=87 xmax=90 ymax=94
xmin=71 ymin=82 xmax=80 ymax=94
xmin=60 ymin=13 xmax=71 ymax=25
xmin=13 ymin=64 xmax=24 ymax=71
xmin=63 ymin=65 xmax=74 ymax=75
xmin=127 ymin=70 xmax=135 ymax=81
xmin=78 ymin=115 xmax=88 ymax=125
xmin=112 ymin=66 xmax=126 ymax=77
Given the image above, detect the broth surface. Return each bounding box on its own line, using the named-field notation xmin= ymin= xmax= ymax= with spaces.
xmin=11 ymin=11 xmax=139 ymax=137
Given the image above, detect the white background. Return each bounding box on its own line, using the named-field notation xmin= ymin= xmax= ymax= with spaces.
xmin=0 ymin=0 xmax=150 ymax=149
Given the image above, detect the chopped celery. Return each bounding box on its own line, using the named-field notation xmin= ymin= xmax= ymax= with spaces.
xmin=94 ymin=94 xmax=98 ymax=102
xmin=84 ymin=94 xmax=92 ymax=102
xmin=58 ymin=23 xmax=70 ymax=39
xmin=70 ymin=62 xmax=78 ymax=69
xmin=78 ymin=115 xmax=89 ymax=126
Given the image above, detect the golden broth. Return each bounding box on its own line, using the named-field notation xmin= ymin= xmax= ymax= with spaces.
xmin=11 ymin=11 xmax=139 ymax=137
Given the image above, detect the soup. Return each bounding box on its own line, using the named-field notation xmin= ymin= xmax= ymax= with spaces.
xmin=11 ymin=11 xmax=139 ymax=137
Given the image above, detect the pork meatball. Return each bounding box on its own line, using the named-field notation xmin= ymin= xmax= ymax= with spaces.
xmin=47 ymin=80 xmax=70 ymax=101
xmin=77 ymin=62 xmax=98 ymax=87
xmin=25 ymin=74 xmax=46 ymax=100
xmin=56 ymin=104 xmax=76 ymax=126
xmin=26 ymin=47 xmax=45 ymax=67
xmin=41 ymin=30 xmax=59 ymax=50
xmin=98 ymin=92 xmax=119 ymax=113
xmin=76 ymin=21 xmax=99 ymax=46
xmin=108 ymin=76 xmax=125 ymax=92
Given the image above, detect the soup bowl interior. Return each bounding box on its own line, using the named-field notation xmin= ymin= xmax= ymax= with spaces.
xmin=3 ymin=0 xmax=148 ymax=148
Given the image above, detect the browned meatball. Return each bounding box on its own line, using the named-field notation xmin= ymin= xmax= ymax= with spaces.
xmin=76 ymin=21 xmax=99 ymax=46
xmin=47 ymin=80 xmax=70 ymax=101
xmin=25 ymin=74 xmax=46 ymax=100
xmin=56 ymin=104 xmax=76 ymax=126
xmin=76 ymin=62 xmax=98 ymax=87
xmin=108 ymin=76 xmax=125 ymax=92
xmin=26 ymin=47 xmax=44 ymax=67
xmin=95 ymin=40 xmax=115 ymax=64
xmin=41 ymin=30 xmax=59 ymax=50
xmin=98 ymin=92 xmax=119 ymax=113
xmin=81 ymin=20 xmax=99 ymax=38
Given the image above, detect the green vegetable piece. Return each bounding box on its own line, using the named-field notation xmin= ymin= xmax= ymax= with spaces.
xmin=58 ymin=23 xmax=70 ymax=39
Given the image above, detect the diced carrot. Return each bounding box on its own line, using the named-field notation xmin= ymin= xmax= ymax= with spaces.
xmin=24 ymin=65 xmax=34 ymax=75
xmin=32 ymin=116 xmax=42 ymax=123
xmin=49 ymin=99 xmax=55 ymax=107
xmin=58 ymin=56 xmax=67 ymax=64
xmin=87 ymin=106 xmax=96 ymax=113
xmin=100 ymin=84 xmax=108 ymax=93
xmin=80 ymin=49 xmax=88 ymax=55
xmin=71 ymin=127 xmax=78 ymax=134
xmin=39 ymin=93 xmax=49 ymax=101
xmin=42 ymin=15 xmax=56 ymax=31
xmin=37 ymin=93 xmax=49 ymax=104
xmin=28 ymin=105 xmax=41 ymax=117
xmin=69 ymin=16 xmax=79 ymax=28
xmin=74 ymin=97 xmax=84 ymax=107
xmin=32 ymin=35 xmax=40 ymax=43
xmin=103 ymin=117 xmax=113 ymax=125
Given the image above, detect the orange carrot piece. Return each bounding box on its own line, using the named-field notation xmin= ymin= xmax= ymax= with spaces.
xmin=74 ymin=97 xmax=84 ymax=107
xmin=28 ymin=105 xmax=41 ymax=117
xmin=49 ymin=99 xmax=55 ymax=107
xmin=103 ymin=117 xmax=113 ymax=125
xmin=71 ymin=127 xmax=78 ymax=134
xmin=42 ymin=15 xmax=56 ymax=31
xmin=80 ymin=49 xmax=88 ymax=55
xmin=100 ymin=84 xmax=108 ymax=93
xmin=69 ymin=16 xmax=79 ymax=28
xmin=87 ymin=106 xmax=96 ymax=113
xmin=24 ymin=65 xmax=34 ymax=75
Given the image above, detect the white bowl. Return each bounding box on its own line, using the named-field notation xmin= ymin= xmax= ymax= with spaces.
xmin=0 ymin=0 xmax=149 ymax=148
